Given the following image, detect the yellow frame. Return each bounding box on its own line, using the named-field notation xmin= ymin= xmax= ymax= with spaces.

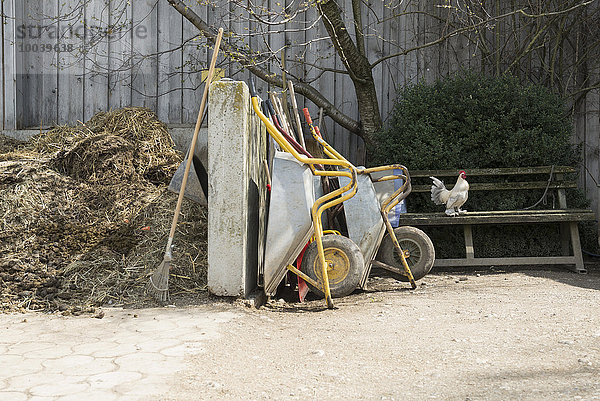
xmin=251 ymin=90 xmax=417 ymax=308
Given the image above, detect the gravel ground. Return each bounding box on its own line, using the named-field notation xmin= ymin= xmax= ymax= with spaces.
xmin=170 ymin=267 xmax=600 ymax=401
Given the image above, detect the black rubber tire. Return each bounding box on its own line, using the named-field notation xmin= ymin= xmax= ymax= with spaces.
xmin=300 ymin=235 xmax=364 ymax=298
xmin=376 ymin=226 xmax=435 ymax=282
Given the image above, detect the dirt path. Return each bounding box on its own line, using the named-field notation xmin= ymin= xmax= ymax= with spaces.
xmin=171 ymin=269 xmax=600 ymax=401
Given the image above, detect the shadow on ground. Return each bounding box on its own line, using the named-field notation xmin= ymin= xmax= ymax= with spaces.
xmin=434 ymin=261 xmax=600 ymax=291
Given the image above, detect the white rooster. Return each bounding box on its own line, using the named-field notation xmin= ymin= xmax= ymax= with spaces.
xmin=430 ymin=170 xmax=469 ymax=216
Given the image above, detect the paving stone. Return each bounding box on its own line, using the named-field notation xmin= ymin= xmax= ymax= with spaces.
xmin=42 ymin=355 xmax=116 ymax=376
xmin=151 ymin=327 xmax=202 ymax=341
xmin=0 ymin=392 xmax=28 ymax=401
xmin=67 ymin=358 xmax=117 ymax=377
xmin=34 ymin=332 xmax=100 ymax=344
xmin=30 ymin=382 xmax=90 ymax=397
xmin=135 ymin=338 xmax=182 ymax=353
xmin=42 ymin=355 xmax=95 ymax=370
xmin=0 ymin=354 xmax=25 ymax=366
xmin=7 ymin=374 xmax=82 ymax=392
xmin=7 ymin=342 xmax=55 ymax=355
xmin=71 ymin=340 xmax=124 ymax=356
xmin=22 ymin=344 xmax=73 ymax=359
xmin=28 ymin=397 xmax=57 ymax=401
xmin=90 ymin=343 xmax=139 ymax=358
xmin=0 ymin=328 xmax=26 ymax=341
xmin=118 ymin=319 xmax=179 ymax=335
xmin=87 ymin=371 xmax=143 ymax=390
xmin=1 ymin=357 xmax=44 ymax=377
xmin=113 ymin=352 xmax=169 ymax=372
xmin=57 ymin=390 xmax=118 ymax=401
xmin=0 ymin=308 xmax=233 ymax=400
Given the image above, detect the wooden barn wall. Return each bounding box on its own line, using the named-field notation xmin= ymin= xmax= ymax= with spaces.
xmin=1 ymin=0 xmax=599 ymax=214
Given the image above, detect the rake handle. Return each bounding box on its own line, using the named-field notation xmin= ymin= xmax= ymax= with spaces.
xmin=166 ymin=28 xmax=224 ymax=251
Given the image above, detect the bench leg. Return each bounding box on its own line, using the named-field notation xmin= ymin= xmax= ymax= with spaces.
xmin=464 ymin=225 xmax=475 ymax=260
xmin=569 ymin=222 xmax=586 ymax=274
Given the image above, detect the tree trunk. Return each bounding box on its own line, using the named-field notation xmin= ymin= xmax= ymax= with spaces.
xmin=353 ymin=77 xmax=382 ymax=145
xmin=317 ymin=0 xmax=382 ymax=144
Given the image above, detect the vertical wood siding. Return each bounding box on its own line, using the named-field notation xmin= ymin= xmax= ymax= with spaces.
xmin=1 ymin=0 xmax=599 ymax=212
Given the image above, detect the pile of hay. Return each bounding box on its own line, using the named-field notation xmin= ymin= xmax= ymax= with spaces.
xmin=0 ymin=108 xmax=207 ymax=313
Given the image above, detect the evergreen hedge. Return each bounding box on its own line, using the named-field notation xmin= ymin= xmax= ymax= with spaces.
xmin=369 ymin=72 xmax=596 ymax=259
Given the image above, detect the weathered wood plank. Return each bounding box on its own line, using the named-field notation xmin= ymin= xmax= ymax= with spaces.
xmin=157 ymin=1 xmax=183 ymax=124
xmin=404 ymin=1 xmax=419 ymax=85
xmin=434 ymin=256 xmax=578 ymax=268
xmin=19 ymin=1 xmax=42 ymax=127
xmin=411 ymin=181 xmax=578 ymax=193
xmin=83 ymin=0 xmax=110 ymax=121
xmin=107 ymin=0 xmax=132 ymax=111
xmin=2 ymin=0 xmax=17 ymax=129
xmin=130 ymin=0 xmax=158 ymax=111
xmin=410 ymin=166 xmax=576 ymax=178
xmin=398 ymin=209 xmax=596 ymax=226
xmin=42 ymin=0 xmax=58 ymax=126
xmin=181 ymin=0 xmax=206 ymax=124
xmin=57 ymin=0 xmax=85 ymax=124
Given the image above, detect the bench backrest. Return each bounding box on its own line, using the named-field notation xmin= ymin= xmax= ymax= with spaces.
xmin=409 ymin=166 xmax=577 ymax=209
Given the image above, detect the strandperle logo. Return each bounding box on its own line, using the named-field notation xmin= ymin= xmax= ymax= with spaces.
xmin=16 ymin=23 xmax=149 ymax=53
xmin=16 ymin=23 xmax=149 ymax=40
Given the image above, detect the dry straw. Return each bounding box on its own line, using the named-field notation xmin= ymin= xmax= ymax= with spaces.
xmin=0 ymin=107 xmax=207 ymax=312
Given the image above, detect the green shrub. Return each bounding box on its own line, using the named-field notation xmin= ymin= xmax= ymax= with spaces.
xmin=369 ymin=71 xmax=597 ymax=258
xmin=370 ymin=72 xmax=578 ymax=169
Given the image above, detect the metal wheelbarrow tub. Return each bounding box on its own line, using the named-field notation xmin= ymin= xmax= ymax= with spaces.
xmin=263 ymin=151 xmax=316 ymax=296
xmin=339 ymin=171 xmax=386 ymax=289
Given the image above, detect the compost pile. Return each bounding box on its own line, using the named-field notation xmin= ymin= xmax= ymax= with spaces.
xmin=0 ymin=108 xmax=208 ymax=313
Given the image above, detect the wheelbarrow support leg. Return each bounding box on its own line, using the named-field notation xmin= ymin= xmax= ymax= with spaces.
xmin=313 ymin=205 xmax=334 ymax=308
xmin=382 ymin=215 xmax=417 ymax=289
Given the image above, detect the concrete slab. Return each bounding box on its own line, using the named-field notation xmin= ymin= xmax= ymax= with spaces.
xmin=207 ymin=80 xmax=268 ymax=297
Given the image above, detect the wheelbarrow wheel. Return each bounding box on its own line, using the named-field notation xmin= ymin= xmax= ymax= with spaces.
xmin=376 ymin=226 xmax=435 ymax=282
xmin=300 ymin=234 xmax=364 ymax=298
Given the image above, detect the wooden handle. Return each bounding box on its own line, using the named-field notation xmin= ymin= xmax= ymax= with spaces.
xmin=167 ymin=28 xmax=224 ymax=246
xmin=287 ymin=81 xmax=306 ymax=148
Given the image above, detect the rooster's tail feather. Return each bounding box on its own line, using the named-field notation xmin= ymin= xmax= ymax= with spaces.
xmin=430 ymin=176 xmax=449 ymax=205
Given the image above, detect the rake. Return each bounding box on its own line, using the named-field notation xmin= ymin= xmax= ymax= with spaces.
xmin=147 ymin=28 xmax=224 ymax=302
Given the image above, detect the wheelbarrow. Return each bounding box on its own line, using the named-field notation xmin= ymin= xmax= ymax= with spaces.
xmin=249 ymin=79 xmax=434 ymax=308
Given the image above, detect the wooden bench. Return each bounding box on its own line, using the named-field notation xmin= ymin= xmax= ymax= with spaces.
xmin=402 ymin=166 xmax=596 ymax=273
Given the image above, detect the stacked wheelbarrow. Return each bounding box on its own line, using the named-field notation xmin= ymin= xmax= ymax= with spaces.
xmin=250 ymin=79 xmax=434 ymax=309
